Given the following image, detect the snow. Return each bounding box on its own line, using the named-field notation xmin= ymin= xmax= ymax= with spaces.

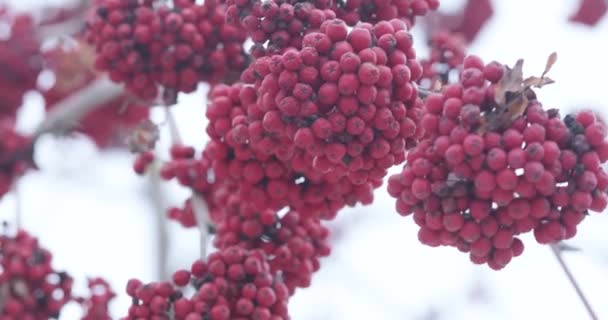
xmin=1 ymin=0 xmax=608 ymax=319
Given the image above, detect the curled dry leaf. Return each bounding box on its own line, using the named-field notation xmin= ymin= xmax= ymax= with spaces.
xmin=127 ymin=119 xmax=160 ymax=153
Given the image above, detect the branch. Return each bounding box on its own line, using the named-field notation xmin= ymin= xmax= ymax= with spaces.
xmin=147 ymin=166 xmax=169 ymax=280
xmin=550 ymin=243 xmax=598 ymax=320
xmin=164 ymin=108 xmax=211 ymax=260
xmin=191 ymin=194 xmax=211 ymax=259
xmin=34 ymin=76 xmax=124 ymax=138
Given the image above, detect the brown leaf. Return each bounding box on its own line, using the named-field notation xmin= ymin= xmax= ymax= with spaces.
xmin=523 ymin=76 xmax=555 ymax=88
xmin=542 ymin=52 xmax=558 ymax=78
xmin=505 ymin=93 xmax=529 ymax=121
xmin=494 ymin=59 xmax=524 ymax=106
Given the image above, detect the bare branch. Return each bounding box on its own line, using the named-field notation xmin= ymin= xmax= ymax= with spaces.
xmin=191 ymin=194 xmax=211 ymax=259
xmin=550 ymin=243 xmax=598 ymax=320
xmin=147 ymin=166 xmax=169 ymax=280
xmin=34 ymin=76 xmax=124 ymax=138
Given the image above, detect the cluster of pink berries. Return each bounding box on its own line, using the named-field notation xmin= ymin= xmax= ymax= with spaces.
xmin=333 ymin=0 xmax=439 ymax=26
xmin=418 ymin=30 xmax=466 ymax=89
xmin=388 ymin=55 xmax=608 ymax=269
xmin=0 ymin=122 xmax=33 ymax=200
xmin=78 ymin=278 xmax=116 ymax=320
xmin=227 ymin=0 xmax=337 ymax=58
xmin=0 ymin=228 xmax=74 ymax=319
xmin=124 ymin=246 xmax=289 ymax=320
xmin=240 ymin=19 xmax=424 ymax=190
xmin=86 ymin=0 xmax=249 ymax=101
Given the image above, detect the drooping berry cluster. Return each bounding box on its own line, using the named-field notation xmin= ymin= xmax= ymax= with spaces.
xmin=86 ymin=0 xmax=249 ymax=101
xmin=42 ymin=41 xmax=150 ymax=148
xmin=0 ymin=228 xmax=74 ymax=319
xmin=123 ymin=247 xmax=290 ymax=319
xmin=388 ymin=55 xmax=608 ymax=269
xmin=570 ymin=0 xmax=607 ymax=26
xmin=240 ymin=19 xmax=424 ymax=189
xmin=418 ymin=31 xmax=466 ymax=89
xmin=425 ymin=0 xmax=493 ymax=43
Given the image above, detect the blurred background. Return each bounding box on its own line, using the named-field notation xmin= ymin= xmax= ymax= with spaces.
xmin=0 ymin=0 xmax=607 ymax=319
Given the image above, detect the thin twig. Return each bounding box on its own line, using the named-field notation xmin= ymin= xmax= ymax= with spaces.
xmin=147 ymin=164 xmax=169 ymax=280
xmin=550 ymin=244 xmax=598 ymax=320
xmin=191 ymin=195 xmax=211 ymax=259
xmin=164 ymin=107 xmax=182 ymax=144
xmin=13 ymin=182 xmax=22 ymax=230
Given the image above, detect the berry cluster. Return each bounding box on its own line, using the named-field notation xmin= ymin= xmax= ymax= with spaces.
xmin=0 ymin=228 xmax=74 ymax=319
xmin=0 ymin=11 xmax=42 ymax=118
xmin=425 ymin=0 xmax=493 ymax=43
xmin=333 ymin=0 xmax=439 ymax=26
xmin=227 ymin=0 xmax=337 ymax=58
xmin=388 ymin=55 xmax=608 ymax=269
xmin=418 ymin=31 xmax=466 ymax=89
xmin=240 ymin=19 xmax=424 ymax=188
xmin=123 ymin=246 xmax=290 ymax=319
xmin=0 ymin=121 xmax=33 ymax=200
xmin=42 ymin=41 xmax=150 ymax=148
xmin=570 ymin=0 xmax=607 ymax=26
xmin=86 ymin=0 xmax=249 ymax=101
xmin=213 ymin=201 xmax=331 ymax=294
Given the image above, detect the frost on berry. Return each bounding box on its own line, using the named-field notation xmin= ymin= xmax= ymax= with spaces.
xmin=86 ymin=0 xmax=249 ymax=101
xmin=389 ymin=55 xmax=608 ymax=270
xmin=123 ymin=247 xmax=290 ymax=320
xmin=0 ymin=228 xmax=74 ymax=319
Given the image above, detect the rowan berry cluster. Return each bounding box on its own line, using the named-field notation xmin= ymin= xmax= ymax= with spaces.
xmin=78 ymin=278 xmax=116 ymax=320
xmin=333 ymin=0 xmax=440 ymax=26
xmin=388 ymin=55 xmax=608 ymax=269
xmin=123 ymin=246 xmax=289 ymax=320
xmin=0 ymin=11 xmax=42 ymax=118
xmin=0 ymin=228 xmax=74 ymax=319
xmin=86 ymin=0 xmax=249 ymax=101
xmin=418 ymin=31 xmax=466 ymax=89
xmin=240 ymin=19 xmax=424 ymax=191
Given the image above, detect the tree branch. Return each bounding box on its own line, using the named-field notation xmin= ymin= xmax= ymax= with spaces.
xmin=34 ymin=76 xmax=124 ymax=138
xmin=191 ymin=194 xmax=211 ymax=259
xmin=550 ymin=243 xmax=598 ymax=320
xmin=147 ymin=166 xmax=169 ymax=280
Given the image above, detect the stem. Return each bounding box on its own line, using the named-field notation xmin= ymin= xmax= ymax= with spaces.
xmin=164 ymin=108 xmax=210 ymax=260
xmin=191 ymin=195 xmax=211 ymax=259
xmin=550 ymin=244 xmax=598 ymax=320
xmin=147 ymin=166 xmax=169 ymax=280
xmin=35 ymin=76 xmax=124 ymax=138
xmin=13 ymin=182 xmax=22 ymax=230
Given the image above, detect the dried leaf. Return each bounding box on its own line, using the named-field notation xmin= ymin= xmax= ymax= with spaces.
xmin=127 ymin=119 xmax=160 ymax=153
xmin=542 ymin=52 xmax=557 ymax=78
xmin=505 ymin=93 xmax=529 ymax=121
xmin=523 ymin=76 xmax=555 ymax=88
xmin=494 ymin=59 xmax=524 ymax=106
